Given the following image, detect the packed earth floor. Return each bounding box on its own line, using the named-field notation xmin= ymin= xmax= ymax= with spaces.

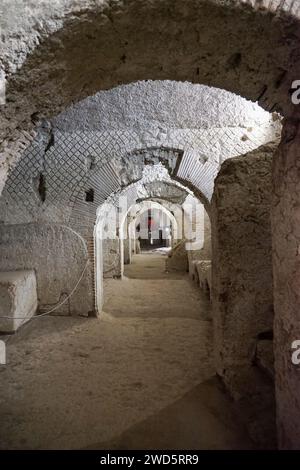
xmin=0 ymin=252 xmax=254 ymax=449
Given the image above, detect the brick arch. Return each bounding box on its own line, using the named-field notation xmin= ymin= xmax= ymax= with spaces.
xmin=94 ymin=177 xmax=195 ymax=310
xmin=0 ymin=118 xmax=278 ymax=228
xmin=122 ymin=199 xmax=180 ymax=264
xmin=1 ymin=0 xmax=300 ymax=192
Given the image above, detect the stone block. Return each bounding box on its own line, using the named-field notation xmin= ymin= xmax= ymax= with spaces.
xmin=0 ymin=270 xmax=37 ymax=333
xmin=195 ymin=260 xmax=212 ymax=295
xmin=166 ymin=239 xmax=188 ymax=272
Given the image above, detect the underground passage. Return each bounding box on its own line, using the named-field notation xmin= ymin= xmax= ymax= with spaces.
xmin=1 ymin=0 xmax=300 ymax=456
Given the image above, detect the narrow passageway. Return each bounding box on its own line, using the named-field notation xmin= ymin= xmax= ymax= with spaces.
xmin=99 ymin=251 xmax=253 ymax=449
xmin=0 ymin=250 xmax=252 ymax=450
xmin=106 ymin=252 xmax=211 ymax=319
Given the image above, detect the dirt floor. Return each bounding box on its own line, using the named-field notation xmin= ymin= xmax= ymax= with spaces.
xmin=0 ymin=252 xmax=253 ymax=450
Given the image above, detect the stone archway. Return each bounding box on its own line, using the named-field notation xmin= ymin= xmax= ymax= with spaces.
xmin=94 ymin=175 xmax=194 ymax=312
xmin=2 ymin=0 xmax=300 ymax=447
xmin=120 ymin=200 xmax=179 ymax=271
xmin=1 ymin=1 xmax=300 ymax=191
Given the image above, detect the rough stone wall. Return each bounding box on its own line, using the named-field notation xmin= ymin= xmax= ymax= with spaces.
xmin=0 ymin=269 xmax=37 ymax=333
xmin=211 ymin=142 xmax=276 ymax=393
xmin=166 ymin=239 xmax=188 ymax=273
xmin=272 ymin=113 xmax=300 ymax=449
xmin=53 ymin=81 xmax=275 ymax=132
xmin=103 ymin=239 xmax=122 ymax=279
xmin=0 ymin=223 xmax=93 ymax=316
